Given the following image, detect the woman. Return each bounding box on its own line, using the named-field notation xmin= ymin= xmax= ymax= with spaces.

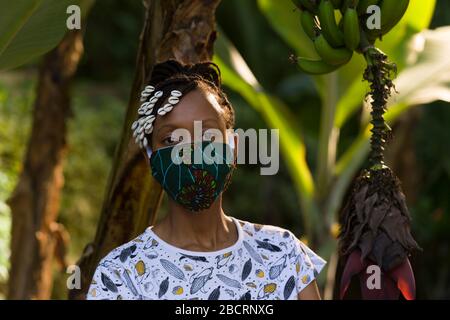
xmin=87 ymin=60 xmax=326 ymax=300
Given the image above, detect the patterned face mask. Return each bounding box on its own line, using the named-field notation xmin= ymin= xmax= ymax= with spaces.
xmin=146 ymin=138 xmax=236 ymax=212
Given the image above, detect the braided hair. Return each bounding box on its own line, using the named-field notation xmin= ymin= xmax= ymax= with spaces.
xmin=132 ymin=60 xmax=235 ymax=149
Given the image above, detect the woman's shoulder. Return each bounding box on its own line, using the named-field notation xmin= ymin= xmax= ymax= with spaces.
xmin=95 ymin=227 xmax=152 ymax=270
xmin=237 ymin=218 xmax=297 ymax=239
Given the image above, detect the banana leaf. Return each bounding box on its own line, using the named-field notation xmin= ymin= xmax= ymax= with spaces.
xmin=0 ymin=0 xmax=79 ymax=71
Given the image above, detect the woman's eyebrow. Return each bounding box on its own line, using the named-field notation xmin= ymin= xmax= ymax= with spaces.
xmin=201 ymin=118 xmax=220 ymax=126
xmin=155 ymin=124 xmax=178 ymax=136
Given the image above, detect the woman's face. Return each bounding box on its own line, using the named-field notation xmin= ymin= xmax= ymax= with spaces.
xmin=150 ymin=87 xmax=228 ymax=152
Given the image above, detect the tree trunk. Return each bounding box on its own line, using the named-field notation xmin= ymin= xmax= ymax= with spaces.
xmin=69 ymin=0 xmax=220 ymax=300
xmin=6 ymin=28 xmax=85 ymax=299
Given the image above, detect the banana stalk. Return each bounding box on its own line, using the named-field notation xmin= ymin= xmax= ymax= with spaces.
xmin=338 ymin=34 xmax=420 ymax=301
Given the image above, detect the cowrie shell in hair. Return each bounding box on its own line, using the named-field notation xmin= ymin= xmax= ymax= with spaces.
xmin=145 ymin=85 xmax=155 ymax=92
xmin=154 ymin=90 xmax=163 ymax=98
xmin=168 ymin=96 xmax=179 ymax=104
xmin=145 ymin=126 xmax=153 ymax=135
xmin=141 ymin=101 xmax=152 ymax=108
xmin=164 ymin=105 xmax=173 ymax=112
xmin=131 ymin=121 xmax=139 ymax=130
xmin=145 ymin=108 xmax=153 ymax=115
xmin=146 ymin=119 xmax=155 ymax=127
xmin=139 ymin=132 xmax=145 ymax=140
xmin=137 ymin=125 xmax=145 ymax=134
xmin=157 ymin=108 xmax=166 ymax=115
xmin=171 ymin=90 xmax=182 ymax=97
xmin=143 ymin=115 xmax=155 ymax=122
xmin=150 ymin=96 xmax=159 ymax=103
xmin=144 ymin=122 xmax=152 ymax=129
xmin=143 ymin=137 xmax=148 ymax=148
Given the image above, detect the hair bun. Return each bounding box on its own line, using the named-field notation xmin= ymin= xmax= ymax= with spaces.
xmin=188 ymin=62 xmax=221 ymax=88
xmin=149 ymin=59 xmax=186 ymax=85
xmin=149 ymin=59 xmax=221 ymax=88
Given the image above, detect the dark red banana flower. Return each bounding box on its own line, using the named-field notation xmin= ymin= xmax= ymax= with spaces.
xmin=340 ymin=249 xmax=416 ymax=300
xmin=338 ymin=168 xmax=421 ymax=300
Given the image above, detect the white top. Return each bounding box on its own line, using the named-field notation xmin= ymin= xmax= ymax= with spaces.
xmin=86 ymin=217 xmax=326 ymax=300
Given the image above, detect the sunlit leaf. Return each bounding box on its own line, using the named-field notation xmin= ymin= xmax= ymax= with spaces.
xmin=214 ymin=32 xmax=323 ymax=235
xmin=257 ymin=0 xmax=317 ymax=59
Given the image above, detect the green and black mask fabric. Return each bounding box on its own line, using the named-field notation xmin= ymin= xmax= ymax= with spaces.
xmin=148 ymin=141 xmax=235 ymax=212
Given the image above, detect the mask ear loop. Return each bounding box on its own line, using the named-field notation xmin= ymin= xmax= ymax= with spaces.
xmin=145 ymin=145 xmax=153 ymax=160
xmin=227 ymin=130 xmax=237 ymax=166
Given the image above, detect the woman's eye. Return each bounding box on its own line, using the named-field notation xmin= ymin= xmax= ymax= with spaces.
xmin=203 ymin=132 xmax=216 ymax=142
xmin=163 ymin=135 xmax=182 ymax=145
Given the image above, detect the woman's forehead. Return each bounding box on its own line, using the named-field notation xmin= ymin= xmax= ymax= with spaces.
xmin=153 ymin=88 xmax=225 ymax=131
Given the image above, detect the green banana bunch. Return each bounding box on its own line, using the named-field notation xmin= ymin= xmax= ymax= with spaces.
xmin=295 ymin=57 xmax=340 ymax=75
xmin=291 ymin=0 xmax=409 ymax=75
xmin=314 ymin=33 xmax=353 ymax=65
xmin=379 ymin=0 xmax=410 ymax=36
xmin=300 ymin=9 xmax=319 ymax=40
xmin=343 ymin=2 xmax=360 ymax=50
xmin=340 ymin=0 xmax=359 ymax=14
xmin=318 ymin=0 xmax=344 ymax=47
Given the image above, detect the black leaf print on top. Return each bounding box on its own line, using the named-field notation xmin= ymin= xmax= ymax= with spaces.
xmin=255 ymin=239 xmax=281 ymax=252
xmin=179 ymin=254 xmax=208 ymax=263
xmin=118 ymin=244 xmax=137 ymax=263
xmin=159 ymin=277 xmax=169 ymax=298
xmin=208 ymin=286 xmax=221 ymax=300
xmin=284 ymin=276 xmax=295 ymax=299
xmin=239 ymin=290 xmax=252 ymax=300
xmin=101 ymin=272 xmax=118 ymax=293
xmin=160 ymin=259 xmax=186 ymax=280
xmin=241 ymin=259 xmax=252 ymax=281
xmin=216 ymin=274 xmax=242 ymax=289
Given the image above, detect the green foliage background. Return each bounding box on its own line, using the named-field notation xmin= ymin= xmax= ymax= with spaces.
xmin=0 ymin=0 xmax=449 ymax=299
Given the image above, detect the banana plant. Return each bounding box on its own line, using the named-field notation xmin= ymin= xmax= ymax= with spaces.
xmin=0 ymin=0 xmax=80 ymax=71
xmin=214 ymin=32 xmax=322 ymax=241
xmin=215 ymin=0 xmax=449 ymax=298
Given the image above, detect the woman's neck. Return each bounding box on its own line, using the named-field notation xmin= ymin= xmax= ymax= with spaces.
xmin=152 ymin=197 xmax=238 ymax=252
